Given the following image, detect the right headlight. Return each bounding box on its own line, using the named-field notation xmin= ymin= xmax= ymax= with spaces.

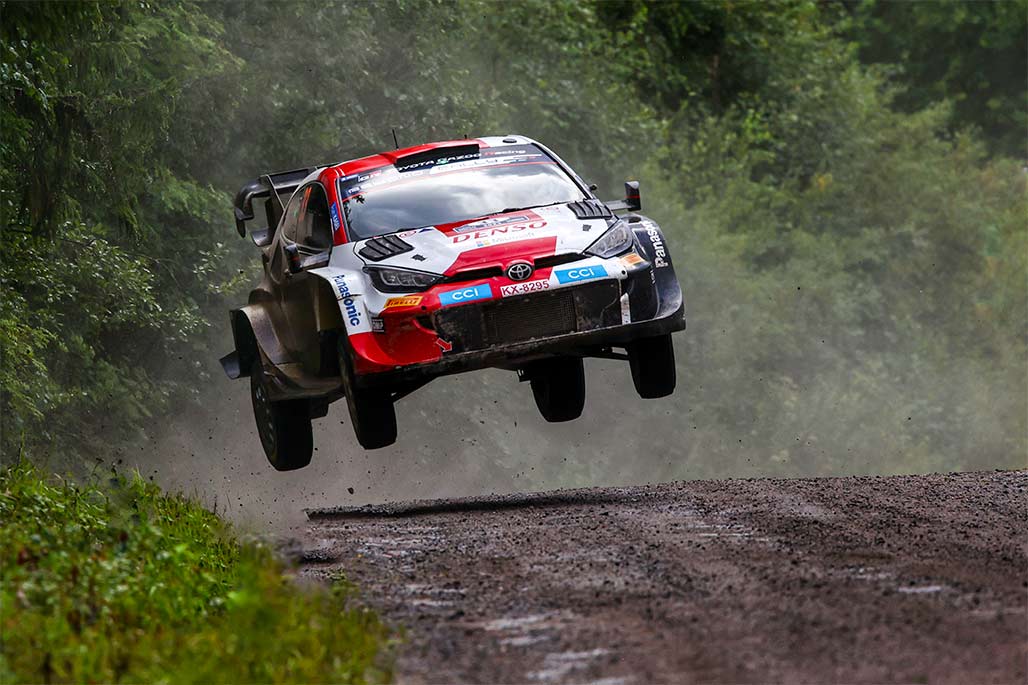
xmin=364 ymin=266 xmax=442 ymax=293
xmin=584 ymin=220 xmax=634 ymax=258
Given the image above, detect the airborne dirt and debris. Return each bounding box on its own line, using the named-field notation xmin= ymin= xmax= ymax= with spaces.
xmin=301 ymin=470 xmax=1027 ymax=684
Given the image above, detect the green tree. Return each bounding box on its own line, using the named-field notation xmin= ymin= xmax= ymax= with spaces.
xmin=847 ymin=0 xmax=1028 ymax=158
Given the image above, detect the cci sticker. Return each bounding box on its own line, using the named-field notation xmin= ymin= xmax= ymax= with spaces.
xmin=439 ymin=284 xmax=492 ymax=307
xmin=555 ymin=265 xmax=607 ymax=284
xmin=384 ymin=296 xmax=422 ymax=309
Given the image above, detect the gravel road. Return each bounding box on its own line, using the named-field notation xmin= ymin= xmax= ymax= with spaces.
xmin=300 ymin=470 xmax=1027 ymax=684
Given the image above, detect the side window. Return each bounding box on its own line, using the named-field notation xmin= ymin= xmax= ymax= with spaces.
xmin=299 ymin=184 xmax=332 ymax=250
xmin=280 ymin=188 xmax=308 ymax=244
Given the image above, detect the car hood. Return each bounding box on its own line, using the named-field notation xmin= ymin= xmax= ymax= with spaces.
xmin=349 ymin=203 xmax=618 ymax=276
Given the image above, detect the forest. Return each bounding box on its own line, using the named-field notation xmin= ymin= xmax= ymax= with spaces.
xmin=2 ymin=1 xmax=1026 ymax=682
xmin=1 ymin=0 xmax=1025 ymax=475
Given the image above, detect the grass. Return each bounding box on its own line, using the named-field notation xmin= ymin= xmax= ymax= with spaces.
xmin=0 ymin=461 xmax=393 ymax=684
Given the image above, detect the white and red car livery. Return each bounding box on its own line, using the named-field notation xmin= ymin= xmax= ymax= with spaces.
xmin=223 ymin=135 xmax=685 ymax=470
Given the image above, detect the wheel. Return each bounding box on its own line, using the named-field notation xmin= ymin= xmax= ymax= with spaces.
xmin=626 ymin=333 xmax=676 ymax=398
xmin=250 ymin=371 xmax=313 ymax=471
xmin=530 ymin=357 xmax=586 ymax=422
xmin=339 ymin=344 xmax=397 ymax=450
xmin=344 ymin=387 xmax=397 ymax=449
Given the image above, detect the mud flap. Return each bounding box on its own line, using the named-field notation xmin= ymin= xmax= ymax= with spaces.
xmin=220 ymin=350 xmax=242 ymax=379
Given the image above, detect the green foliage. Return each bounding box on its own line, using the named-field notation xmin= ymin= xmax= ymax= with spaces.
xmin=0 ymin=0 xmax=1024 ymax=474
xmin=847 ymin=0 xmax=1028 ymax=158
xmin=0 ymin=461 xmax=392 ymax=683
xmin=643 ymin=47 xmax=1026 ymax=474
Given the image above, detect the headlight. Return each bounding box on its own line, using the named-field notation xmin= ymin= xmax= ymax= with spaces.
xmin=365 ymin=266 xmax=442 ymax=293
xmin=585 ymin=221 xmax=634 ymax=258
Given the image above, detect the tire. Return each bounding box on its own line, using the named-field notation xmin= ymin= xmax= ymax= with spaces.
xmin=530 ymin=357 xmax=586 ymax=422
xmin=250 ymin=372 xmax=313 ymax=471
xmin=626 ymin=333 xmax=676 ymax=398
xmin=344 ymin=387 xmax=397 ymax=449
xmin=339 ymin=344 xmax=397 ymax=450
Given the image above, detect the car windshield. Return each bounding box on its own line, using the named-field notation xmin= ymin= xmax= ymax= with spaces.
xmin=337 ymin=144 xmax=586 ymax=240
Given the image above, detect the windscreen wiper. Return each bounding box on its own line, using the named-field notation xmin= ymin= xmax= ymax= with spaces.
xmin=497 ymin=198 xmax=571 ymax=211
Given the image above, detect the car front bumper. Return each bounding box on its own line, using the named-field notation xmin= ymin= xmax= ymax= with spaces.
xmin=352 ymin=257 xmax=685 ymax=389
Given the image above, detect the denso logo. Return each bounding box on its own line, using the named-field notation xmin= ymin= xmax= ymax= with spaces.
xmin=451 ymin=221 xmax=546 ymax=243
xmin=438 ymin=284 xmax=492 ymax=307
xmin=331 ymin=275 xmax=362 ymax=327
xmin=555 ymin=265 xmax=607 ymax=284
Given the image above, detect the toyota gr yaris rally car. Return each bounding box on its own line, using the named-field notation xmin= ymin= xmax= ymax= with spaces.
xmin=222 ymin=135 xmax=685 ymax=470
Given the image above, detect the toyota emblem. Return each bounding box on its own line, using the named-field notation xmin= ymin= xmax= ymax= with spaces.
xmin=506 ymin=262 xmax=534 ymax=281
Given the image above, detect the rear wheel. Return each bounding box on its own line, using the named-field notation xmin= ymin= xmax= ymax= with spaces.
xmin=626 ymin=333 xmax=676 ymax=398
xmin=250 ymin=371 xmax=313 ymax=471
xmin=339 ymin=344 xmax=397 ymax=449
xmin=530 ymin=357 xmax=586 ymax=422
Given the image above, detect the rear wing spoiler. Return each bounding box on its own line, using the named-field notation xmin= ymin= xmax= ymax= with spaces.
xmin=233 ymin=166 xmax=323 ymax=237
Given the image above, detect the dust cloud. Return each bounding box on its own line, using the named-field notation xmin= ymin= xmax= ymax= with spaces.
xmin=130 ymin=317 xmax=1011 ymax=535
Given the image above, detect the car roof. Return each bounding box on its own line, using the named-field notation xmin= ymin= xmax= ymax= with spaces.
xmin=317 ymin=135 xmax=539 ymax=185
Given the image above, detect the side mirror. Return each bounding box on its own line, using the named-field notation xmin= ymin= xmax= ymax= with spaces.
xmin=283 ymin=243 xmax=302 ymax=274
xmin=624 ymin=181 xmax=641 ymax=211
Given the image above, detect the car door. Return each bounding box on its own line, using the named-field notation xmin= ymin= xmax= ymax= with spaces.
xmin=278 ymin=183 xmax=333 ymax=371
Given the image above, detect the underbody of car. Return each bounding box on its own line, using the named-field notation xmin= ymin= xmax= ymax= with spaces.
xmin=222 ymin=135 xmax=686 ymax=470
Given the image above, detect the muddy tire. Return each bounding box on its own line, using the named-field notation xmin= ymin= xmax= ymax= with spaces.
xmin=530 ymin=357 xmax=586 ymax=422
xmin=626 ymin=333 xmax=676 ymax=398
xmin=345 ymin=389 xmax=397 ymax=449
xmin=339 ymin=343 xmax=397 ymax=450
xmin=250 ymin=372 xmax=313 ymax=471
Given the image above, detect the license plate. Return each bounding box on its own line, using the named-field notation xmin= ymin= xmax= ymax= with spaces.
xmin=500 ymin=279 xmax=551 ymax=297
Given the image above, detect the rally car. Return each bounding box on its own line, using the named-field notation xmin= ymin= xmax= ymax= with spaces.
xmin=222 ymin=135 xmax=685 ymax=470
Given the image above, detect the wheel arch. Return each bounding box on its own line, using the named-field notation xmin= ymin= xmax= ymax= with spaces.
xmin=220 ymin=303 xmax=290 ymax=379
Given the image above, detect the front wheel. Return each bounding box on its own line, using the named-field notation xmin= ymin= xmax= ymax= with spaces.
xmin=530 ymin=357 xmax=586 ymax=422
xmin=344 ymin=387 xmax=397 ymax=449
xmin=250 ymin=372 xmax=313 ymax=471
xmin=626 ymin=333 xmax=676 ymax=398
xmin=339 ymin=342 xmax=397 ymax=450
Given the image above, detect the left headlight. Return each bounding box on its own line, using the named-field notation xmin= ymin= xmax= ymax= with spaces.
xmin=365 ymin=266 xmax=442 ymax=293
xmin=585 ymin=220 xmax=634 ymax=258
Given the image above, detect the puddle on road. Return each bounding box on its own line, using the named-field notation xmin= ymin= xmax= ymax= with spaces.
xmin=501 ymin=634 xmax=549 ymax=647
xmin=483 ymin=613 xmax=551 ymax=632
xmin=527 ymin=648 xmax=613 ymax=682
xmin=897 ymin=584 xmax=947 ymax=594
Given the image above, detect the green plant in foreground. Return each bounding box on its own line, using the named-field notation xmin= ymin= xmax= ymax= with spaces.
xmin=0 ymin=461 xmax=392 ymax=684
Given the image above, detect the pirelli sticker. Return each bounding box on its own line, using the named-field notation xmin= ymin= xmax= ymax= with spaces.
xmin=384 ymin=296 xmax=422 ymax=309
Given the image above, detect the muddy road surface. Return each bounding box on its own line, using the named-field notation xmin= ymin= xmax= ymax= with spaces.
xmin=300 ymin=471 xmax=1027 ymax=683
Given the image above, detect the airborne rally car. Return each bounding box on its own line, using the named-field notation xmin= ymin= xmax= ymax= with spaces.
xmin=222 ymin=136 xmax=685 ymax=470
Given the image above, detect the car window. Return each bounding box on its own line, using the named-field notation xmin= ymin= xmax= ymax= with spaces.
xmin=336 ymin=144 xmax=586 ymax=240
xmin=299 ymin=184 xmax=332 ymax=250
xmin=280 ymin=187 xmax=307 ymax=244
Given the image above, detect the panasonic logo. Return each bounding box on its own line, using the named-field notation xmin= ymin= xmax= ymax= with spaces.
xmin=332 ymin=275 xmax=362 ymax=327
xmin=647 ymin=225 xmax=668 ymax=268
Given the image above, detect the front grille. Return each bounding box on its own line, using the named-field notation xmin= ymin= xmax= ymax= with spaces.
xmin=442 ymin=266 xmax=503 ymax=284
xmin=432 ymin=281 xmax=621 ymax=353
xmin=534 ymin=253 xmax=582 ymax=270
xmin=483 ymin=290 xmax=577 ymax=346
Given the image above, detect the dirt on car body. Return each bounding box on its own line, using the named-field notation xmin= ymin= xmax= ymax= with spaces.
xmin=301 ymin=470 xmax=1028 ymax=684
